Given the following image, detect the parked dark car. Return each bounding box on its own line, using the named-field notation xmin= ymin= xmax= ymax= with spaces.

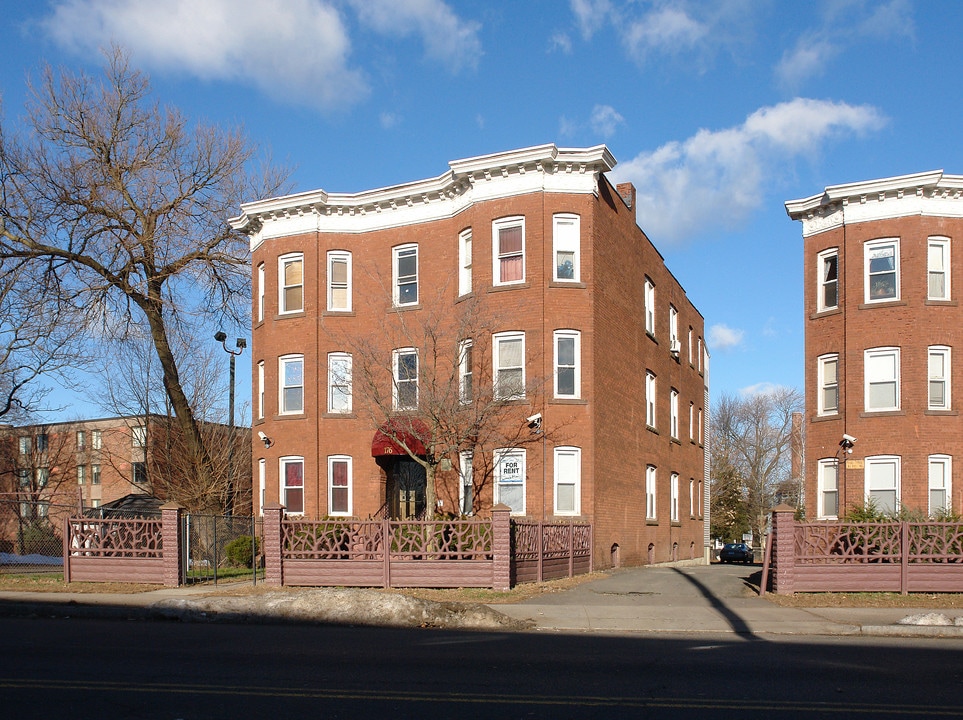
xmin=719 ymin=543 xmax=753 ymax=564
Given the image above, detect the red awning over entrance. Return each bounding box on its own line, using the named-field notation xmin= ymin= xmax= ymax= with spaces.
xmin=371 ymin=418 xmax=429 ymax=457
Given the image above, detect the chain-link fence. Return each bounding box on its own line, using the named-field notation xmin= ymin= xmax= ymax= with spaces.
xmin=0 ymin=498 xmax=74 ymax=572
xmin=183 ymin=514 xmax=263 ymax=585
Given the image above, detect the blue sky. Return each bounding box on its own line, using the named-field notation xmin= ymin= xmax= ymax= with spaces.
xmin=3 ymin=0 xmax=962 ymax=422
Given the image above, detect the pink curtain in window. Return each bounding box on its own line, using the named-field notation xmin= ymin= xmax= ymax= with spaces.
xmin=499 ymin=226 xmax=523 ymax=282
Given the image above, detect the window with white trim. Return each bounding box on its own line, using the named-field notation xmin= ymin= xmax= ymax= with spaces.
xmin=77 ymin=430 xmax=86 ymax=450
xmin=458 ymin=229 xmax=472 ymax=296
xmin=864 ymin=347 xmax=899 ymax=411
xmin=645 ymin=465 xmax=657 ymax=520
xmin=258 ymin=458 xmax=266 ymax=516
xmin=644 ymin=278 xmax=655 ymax=335
xmin=645 ymin=372 xmax=656 ymax=428
xmin=328 ymin=352 xmax=352 ymax=413
xmin=493 ymin=217 xmax=525 ymax=285
xmin=327 ymin=251 xmax=352 ymax=311
xmin=132 ymin=426 xmax=146 ymax=448
xmin=392 ymin=348 xmax=418 ymax=410
xmin=494 ymin=332 xmax=525 ymax=400
xmin=257 ymin=361 xmax=264 ymax=420
xmin=698 ymin=408 xmax=703 ymax=444
xmin=328 ymin=455 xmax=352 ymax=515
xmin=279 ymin=355 xmax=304 ymax=414
xmin=688 ymin=327 xmax=693 ymax=365
xmin=553 ymin=214 xmax=580 ymax=282
xmin=459 ymin=451 xmax=473 ymax=516
xmin=18 ymin=436 xmax=29 ymax=455
xmin=865 ymin=455 xmax=900 ymax=515
xmin=929 ymin=455 xmax=952 ymax=515
xmin=669 ymin=306 xmax=679 ymax=350
xmin=77 ymin=465 xmax=86 ymax=485
xmin=92 ymin=430 xmax=102 ymax=450
xmin=92 ymin=465 xmax=101 ymax=485
xmin=458 ymin=339 xmax=473 ymax=404
xmin=670 ymin=389 xmax=679 ymax=439
xmin=494 ymin=448 xmax=526 ymax=514
xmin=929 ymin=346 xmax=951 ymax=410
xmin=554 ymin=330 xmax=580 ymax=399
xmin=864 ymin=239 xmax=899 ymax=302
xmin=554 ymin=446 xmax=581 ymax=516
xmin=817 ymin=354 xmax=839 ymax=415
xmin=817 ymin=459 xmax=838 ymax=519
xmin=280 ymin=456 xmax=304 ymax=514
xmin=689 ymin=402 xmax=695 ymax=441
xmin=928 ymin=237 xmax=950 ymax=301
xmin=697 ymin=337 xmax=703 ymax=372
xmin=689 ymin=478 xmax=695 ymax=517
xmin=670 ymin=473 xmax=679 ymax=522
xmin=393 ymin=244 xmax=418 ymax=306
xmin=257 ymin=262 xmax=265 ymax=322
xmin=817 ymin=248 xmax=838 ymax=311
xmin=279 ymin=254 xmax=303 ymax=314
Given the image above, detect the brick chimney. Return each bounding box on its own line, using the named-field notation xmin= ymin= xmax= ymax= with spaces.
xmin=616 ymin=182 xmax=636 ymax=221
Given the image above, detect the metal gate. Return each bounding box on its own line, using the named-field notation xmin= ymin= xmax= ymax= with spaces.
xmin=182 ymin=514 xmax=263 ymax=585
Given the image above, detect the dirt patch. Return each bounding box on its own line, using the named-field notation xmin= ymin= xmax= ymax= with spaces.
xmin=0 ymin=574 xmax=159 ymax=594
xmin=764 ymin=592 xmax=963 ymax=609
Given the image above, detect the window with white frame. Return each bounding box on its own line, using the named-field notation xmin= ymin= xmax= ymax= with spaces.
xmin=645 ymin=465 xmax=657 ymax=519
xmin=554 ymin=330 xmax=580 ymax=399
xmin=687 ymin=327 xmax=693 ymax=365
xmin=554 ymin=446 xmax=581 ymax=515
xmin=929 ymin=346 xmax=951 ymax=410
xmin=132 ymin=425 xmax=146 ymax=448
xmin=36 ymin=434 xmax=48 ymax=452
xmin=393 ymin=348 xmax=418 ymax=410
xmin=689 ymin=402 xmax=695 ymax=441
xmin=669 ymin=306 xmax=679 ymax=350
xmin=818 ymin=354 xmax=839 ymax=415
xmin=257 ymin=262 xmax=264 ymax=322
xmin=328 ymin=455 xmax=352 ymax=515
xmin=92 ymin=430 xmax=102 ymax=450
xmin=328 ymin=352 xmax=352 ymax=413
xmin=670 ymin=473 xmax=679 ymax=522
xmin=327 ymin=251 xmax=352 ymax=311
xmin=865 ymin=455 xmax=900 ymax=515
xmin=257 ymin=361 xmax=265 ymax=420
xmin=279 ymin=254 xmax=304 ymax=313
xmin=393 ymin=244 xmax=418 ymax=306
xmin=279 ymin=355 xmax=304 ymax=414
xmin=670 ymin=390 xmax=679 ymax=439
xmin=458 ymin=229 xmax=472 ymax=296
xmin=817 ymin=459 xmax=839 ymax=519
xmin=865 ymin=239 xmax=899 ymax=302
xmin=689 ymin=478 xmax=695 ymax=517
xmin=494 ymin=448 xmax=526 ymax=514
xmin=92 ymin=464 xmax=101 ymax=485
xmin=698 ymin=337 xmax=703 ymax=372
xmin=865 ymin=347 xmax=899 ymax=411
xmin=77 ymin=465 xmax=86 ymax=485
xmin=698 ymin=408 xmax=703 ymax=444
xmin=929 ymin=455 xmax=952 ymax=515
xmin=553 ymin=214 xmax=580 ymax=282
xmin=928 ymin=237 xmax=950 ymax=301
xmin=458 ymin=339 xmax=473 ymax=404
xmin=817 ymin=248 xmax=839 ymax=311
xmin=644 ymin=278 xmax=655 ymax=335
xmin=258 ymin=458 xmax=266 ymax=516
xmin=645 ymin=372 xmax=656 ymax=427
xmin=459 ymin=451 xmax=473 ymax=515
xmin=77 ymin=430 xmax=86 ymax=450
xmin=493 ymin=217 xmax=525 ymax=285
xmin=494 ymin=332 xmax=525 ymax=400
xmin=280 ymin=457 xmax=304 ymax=514
xmin=18 ymin=436 xmax=29 ymax=455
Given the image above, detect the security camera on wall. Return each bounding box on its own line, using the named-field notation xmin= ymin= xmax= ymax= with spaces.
xmin=840 ymin=434 xmax=856 ymax=453
xmin=526 ymin=413 xmax=542 ymax=432
xmin=258 ymin=430 xmax=273 ymax=448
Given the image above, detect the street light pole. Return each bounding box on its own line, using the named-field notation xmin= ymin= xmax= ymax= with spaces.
xmin=215 ymin=331 xmax=246 ymax=516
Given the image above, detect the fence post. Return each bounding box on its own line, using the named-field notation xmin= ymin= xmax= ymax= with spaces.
xmin=263 ymin=504 xmax=284 ymax=587
xmin=537 ymin=521 xmax=544 ymax=583
xmin=492 ymin=504 xmax=511 ymax=591
xmin=568 ymin=522 xmax=575 ymax=578
xmin=63 ymin=516 xmax=71 ymax=584
xmin=900 ymin=521 xmax=909 ymax=595
xmin=383 ymin=517 xmax=391 ymax=589
xmin=160 ymin=502 xmax=184 ymax=588
xmin=771 ymin=504 xmax=796 ymax=595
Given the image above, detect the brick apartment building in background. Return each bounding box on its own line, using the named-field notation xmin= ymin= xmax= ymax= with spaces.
xmin=786 ymin=170 xmax=963 ymax=520
xmin=231 ymin=144 xmax=710 ymax=568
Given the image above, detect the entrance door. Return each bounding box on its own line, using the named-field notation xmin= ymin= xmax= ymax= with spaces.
xmin=388 ymin=459 xmax=427 ymax=519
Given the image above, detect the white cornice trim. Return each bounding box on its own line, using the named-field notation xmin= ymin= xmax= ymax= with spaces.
xmin=785 ymin=170 xmax=963 ymax=237
xmin=230 ymin=144 xmax=617 ymax=247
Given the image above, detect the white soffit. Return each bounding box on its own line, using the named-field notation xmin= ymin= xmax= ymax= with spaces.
xmin=230 ymin=144 xmax=617 ymax=248
xmin=785 ymin=170 xmax=963 ymax=237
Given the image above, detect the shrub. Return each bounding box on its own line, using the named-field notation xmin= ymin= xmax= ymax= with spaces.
xmin=224 ymin=535 xmax=260 ymax=568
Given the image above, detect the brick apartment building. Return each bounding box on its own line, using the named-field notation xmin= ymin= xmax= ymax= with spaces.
xmin=232 ymin=144 xmax=710 ymax=568
xmin=786 ymin=170 xmax=963 ymax=520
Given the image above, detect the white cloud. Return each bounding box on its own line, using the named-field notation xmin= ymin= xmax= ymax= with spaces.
xmin=570 ymin=0 xmax=613 ymax=40
xmin=379 ymin=111 xmax=401 ymax=129
xmin=623 ymin=5 xmax=707 ymax=62
xmin=347 ymin=0 xmax=482 ymax=72
xmin=775 ymin=34 xmax=838 ymax=89
xmin=549 ymin=32 xmax=573 ymax=54
xmin=41 ymin=0 xmax=368 ymax=112
xmin=739 ymin=381 xmax=786 ymax=398
xmin=590 ymin=104 xmax=625 ymax=138
xmin=707 ymin=323 xmax=744 ymax=350
xmin=613 ymin=98 xmax=887 ymax=242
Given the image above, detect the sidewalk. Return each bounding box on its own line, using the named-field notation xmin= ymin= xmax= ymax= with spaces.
xmin=0 ymin=564 xmax=962 ymax=637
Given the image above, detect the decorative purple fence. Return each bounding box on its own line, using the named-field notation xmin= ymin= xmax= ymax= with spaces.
xmin=511 ymin=520 xmax=593 ymax=584
xmin=766 ymin=505 xmax=963 ymax=595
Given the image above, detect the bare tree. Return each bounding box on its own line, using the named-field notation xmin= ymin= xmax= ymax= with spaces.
xmin=0 ymin=47 xmax=288 ymax=492
xmin=330 ymin=288 xmax=557 ymax=520
xmin=711 ymin=387 xmax=803 ymax=543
